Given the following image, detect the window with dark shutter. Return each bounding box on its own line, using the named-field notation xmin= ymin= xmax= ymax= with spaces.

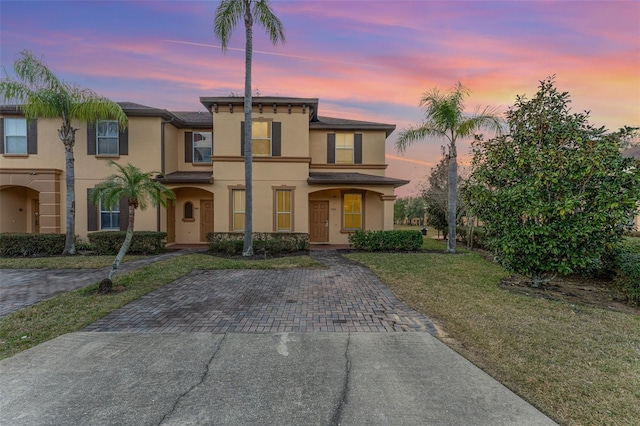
xmin=240 ymin=122 xmax=245 ymax=156
xmin=354 ymin=133 xmax=362 ymax=164
xmin=87 ymin=188 xmax=98 ymax=231
xmin=118 ymin=127 xmax=128 ymax=155
xmin=272 ymin=122 xmax=281 ymax=156
xmin=0 ymin=119 xmax=4 ymax=154
xmin=27 ymin=119 xmax=37 ymax=154
xmin=87 ymin=122 xmax=96 ymax=155
xmin=184 ymin=132 xmax=193 ymax=162
xmin=327 ymin=133 xmax=336 ymax=164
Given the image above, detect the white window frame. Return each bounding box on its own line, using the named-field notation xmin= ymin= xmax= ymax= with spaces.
xmin=252 ymin=121 xmax=272 ymax=157
xmin=335 ymin=133 xmax=354 ymax=164
xmin=342 ymin=192 xmax=363 ymax=231
xmin=4 ymin=118 xmax=27 ymax=154
xmin=100 ymin=199 xmax=120 ymax=230
xmin=193 ymin=131 xmax=212 ymax=163
xmin=96 ymin=120 xmax=119 ymax=155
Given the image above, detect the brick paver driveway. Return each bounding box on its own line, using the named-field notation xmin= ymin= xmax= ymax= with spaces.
xmin=85 ymin=250 xmax=436 ymax=333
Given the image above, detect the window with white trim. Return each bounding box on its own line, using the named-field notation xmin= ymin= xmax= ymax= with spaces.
xmin=232 ymin=189 xmax=245 ymax=231
xmin=252 ymin=121 xmax=271 ymax=156
xmin=343 ymin=193 xmax=362 ymax=230
xmin=193 ymin=132 xmax=212 ymax=163
xmin=275 ymin=190 xmax=292 ymax=231
xmin=100 ymin=199 xmax=120 ymax=230
xmin=97 ymin=120 xmax=119 ymax=155
xmin=4 ymin=118 xmax=27 ymax=154
xmin=335 ymin=133 xmax=354 ymax=164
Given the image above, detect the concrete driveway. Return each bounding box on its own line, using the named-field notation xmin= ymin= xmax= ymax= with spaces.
xmin=0 ymin=251 xmax=556 ymax=425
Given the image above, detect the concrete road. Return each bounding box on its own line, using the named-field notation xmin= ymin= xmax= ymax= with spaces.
xmin=0 ymin=332 xmax=556 ymax=426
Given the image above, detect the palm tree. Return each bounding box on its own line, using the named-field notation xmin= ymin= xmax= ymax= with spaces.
xmin=396 ymin=83 xmax=502 ymax=253
xmin=89 ymin=161 xmax=175 ymax=289
xmin=214 ymin=0 xmax=285 ymax=256
xmin=0 ymin=50 xmax=127 ymax=255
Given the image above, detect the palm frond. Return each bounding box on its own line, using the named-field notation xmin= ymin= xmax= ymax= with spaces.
xmin=214 ymin=0 xmax=244 ymax=49
xmin=253 ymin=0 xmax=286 ymax=45
xmin=72 ymin=96 xmax=128 ymax=128
xmin=0 ymin=80 xmax=32 ymax=104
xmin=396 ymin=123 xmax=446 ymax=153
xmin=13 ymin=50 xmax=64 ymax=93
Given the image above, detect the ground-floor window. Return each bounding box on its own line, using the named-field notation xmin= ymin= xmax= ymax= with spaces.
xmin=100 ymin=199 xmax=120 ymax=230
xmin=232 ymin=189 xmax=245 ymax=231
xmin=343 ymin=193 xmax=363 ymax=230
xmin=275 ymin=189 xmax=292 ymax=231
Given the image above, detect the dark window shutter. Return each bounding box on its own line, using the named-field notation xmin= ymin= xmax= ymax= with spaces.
xmin=272 ymin=122 xmax=281 ymax=156
xmin=119 ymin=127 xmax=128 ymax=155
xmin=240 ymin=121 xmax=245 ymax=156
xmin=87 ymin=189 xmax=98 ymax=231
xmin=87 ymin=122 xmax=96 ymax=155
xmin=184 ymin=132 xmax=193 ymax=163
xmin=354 ymin=133 xmax=362 ymax=164
xmin=119 ymin=197 xmax=129 ymax=231
xmin=27 ymin=119 xmax=37 ymax=154
xmin=327 ymin=133 xmax=336 ymax=164
xmin=0 ymin=119 xmax=4 ymax=154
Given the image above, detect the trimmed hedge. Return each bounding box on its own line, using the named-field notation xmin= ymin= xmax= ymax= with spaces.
xmin=87 ymin=231 xmax=167 ymax=255
xmin=348 ymin=230 xmax=423 ymax=251
xmin=616 ymin=239 xmax=640 ymax=305
xmin=0 ymin=233 xmax=66 ymax=257
xmin=207 ymin=232 xmax=310 ymax=255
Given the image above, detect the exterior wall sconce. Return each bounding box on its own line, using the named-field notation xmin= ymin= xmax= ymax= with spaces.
xmin=273 ymin=103 xmax=277 ymax=114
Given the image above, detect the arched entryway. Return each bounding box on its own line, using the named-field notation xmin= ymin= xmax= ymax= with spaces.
xmin=167 ymin=187 xmax=214 ymax=244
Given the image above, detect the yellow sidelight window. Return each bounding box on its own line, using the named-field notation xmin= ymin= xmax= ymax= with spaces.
xmin=252 ymin=121 xmax=271 ymax=156
xmin=336 ymin=133 xmax=354 ymax=164
xmin=343 ymin=193 xmax=362 ymax=230
xmin=233 ymin=190 xmax=245 ymax=231
xmin=276 ymin=190 xmax=292 ymax=231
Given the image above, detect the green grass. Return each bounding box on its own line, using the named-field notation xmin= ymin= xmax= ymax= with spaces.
xmin=346 ymin=251 xmax=640 ymax=426
xmin=0 ymin=255 xmax=147 ymax=269
xmin=0 ymin=254 xmax=319 ymax=360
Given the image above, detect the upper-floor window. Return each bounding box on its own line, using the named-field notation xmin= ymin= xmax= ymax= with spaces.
xmin=97 ymin=120 xmax=119 ymax=155
xmin=100 ymin=199 xmax=120 ymax=230
xmin=4 ymin=118 xmax=27 ymax=154
xmin=335 ymin=133 xmax=354 ymax=164
xmin=193 ymin=132 xmax=212 ymax=163
xmin=252 ymin=121 xmax=271 ymax=156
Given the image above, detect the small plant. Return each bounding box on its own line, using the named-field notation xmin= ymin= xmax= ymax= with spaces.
xmin=348 ymin=230 xmax=423 ymax=251
xmin=615 ymin=240 xmax=640 ymax=305
xmin=207 ymin=232 xmax=309 ymax=255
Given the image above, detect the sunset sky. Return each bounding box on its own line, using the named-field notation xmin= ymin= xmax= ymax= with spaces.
xmin=2 ymin=0 xmax=638 ymax=197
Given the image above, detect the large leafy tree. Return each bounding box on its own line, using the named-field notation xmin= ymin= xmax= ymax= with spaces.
xmin=0 ymin=50 xmax=127 ymax=255
xmin=214 ymin=0 xmax=285 ymax=256
xmin=396 ymin=83 xmax=502 ymax=253
xmin=90 ymin=161 xmax=175 ymax=290
xmin=466 ymin=77 xmax=640 ymax=286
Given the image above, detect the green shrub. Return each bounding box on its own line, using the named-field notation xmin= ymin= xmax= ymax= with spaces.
xmin=616 ymin=248 xmax=640 ymax=305
xmin=457 ymin=227 xmax=487 ymax=249
xmin=348 ymin=230 xmax=422 ymax=251
xmin=87 ymin=231 xmax=167 ymax=255
xmin=207 ymin=232 xmax=310 ymax=255
xmin=0 ymin=233 xmax=66 ymax=257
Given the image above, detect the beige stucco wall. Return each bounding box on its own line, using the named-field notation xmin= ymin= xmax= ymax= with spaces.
xmin=0 ymin=186 xmax=31 ymax=232
xmin=164 ymin=123 xmax=179 ymax=174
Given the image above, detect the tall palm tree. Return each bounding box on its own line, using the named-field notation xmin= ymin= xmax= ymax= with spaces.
xmin=89 ymin=161 xmax=175 ymax=286
xmin=397 ymin=83 xmax=502 ymax=253
xmin=214 ymin=0 xmax=285 ymax=256
xmin=0 ymin=50 xmax=127 ymax=255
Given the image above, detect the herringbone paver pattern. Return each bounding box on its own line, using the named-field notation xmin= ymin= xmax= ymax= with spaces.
xmin=85 ymin=251 xmax=436 ymax=333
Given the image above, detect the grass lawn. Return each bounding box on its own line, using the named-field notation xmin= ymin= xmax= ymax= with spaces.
xmin=346 ymin=250 xmax=640 ymax=426
xmin=0 ymin=254 xmax=319 ymax=360
xmin=0 ymin=255 xmax=147 ymax=269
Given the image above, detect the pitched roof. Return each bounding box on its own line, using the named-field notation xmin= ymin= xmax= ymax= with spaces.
xmin=311 ymin=116 xmax=396 ymax=137
xmin=171 ymin=111 xmax=212 ymax=128
xmin=308 ymin=172 xmax=409 ymax=188
xmin=156 ymin=171 xmax=213 ymax=184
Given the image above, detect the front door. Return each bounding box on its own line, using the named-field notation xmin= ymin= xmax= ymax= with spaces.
xmin=32 ymin=199 xmax=40 ymax=233
xmin=309 ymin=201 xmax=329 ymax=243
xmin=200 ymin=199 xmax=214 ymax=242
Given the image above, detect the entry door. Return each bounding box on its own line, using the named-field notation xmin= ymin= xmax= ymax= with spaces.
xmin=166 ymin=201 xmax=175 ymax=243
xmin=32 ymin=199 xmax=40 ymax=233
xmin=200 ymin=199 xmax=214 ymax=242
xmin=309 ymin=201 xmax=329 ymax=242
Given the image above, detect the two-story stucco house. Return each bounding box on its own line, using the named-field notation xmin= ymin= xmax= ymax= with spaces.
xmin=0 ymin=97 xmax=408 ymax=245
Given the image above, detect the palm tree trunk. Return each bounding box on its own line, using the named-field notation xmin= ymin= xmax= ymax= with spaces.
xmin=108 ymin=204 xmax=135 ymax=280
xmin=62 ymin=142 xmax=76 ymax=255
xmin=447 ymin=150 xmax=457 ymax=253
xmin=242 ymin=0 xmax=254 ymax=257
